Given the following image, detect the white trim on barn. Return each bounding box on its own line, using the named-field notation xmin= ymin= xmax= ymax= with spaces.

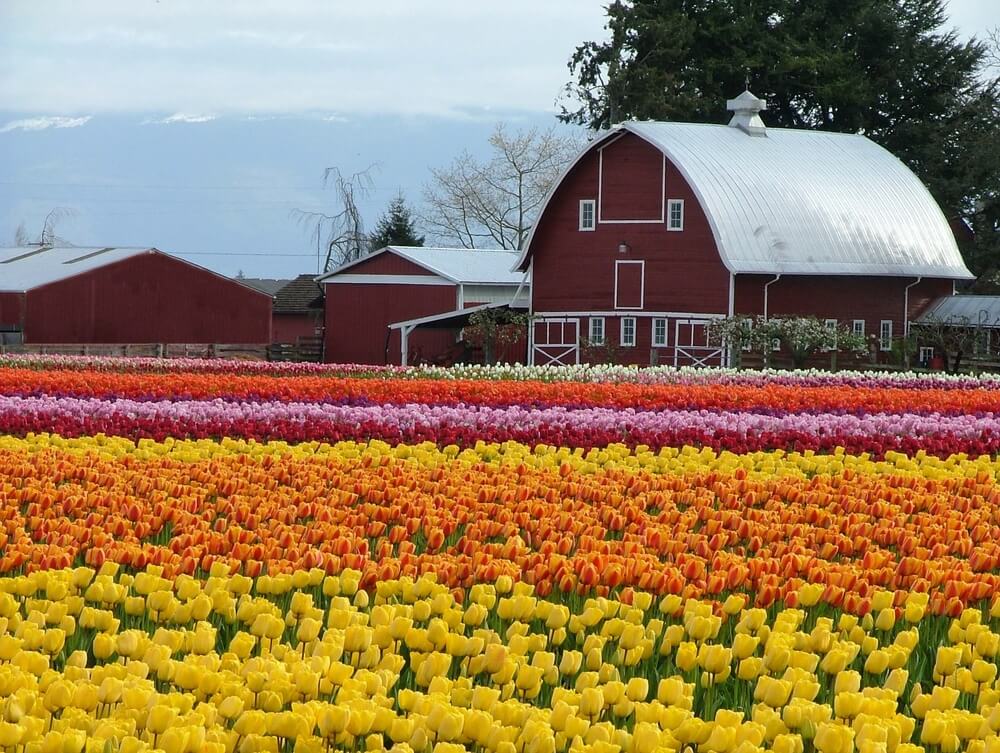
xmin=529 ymin=317 xmax=580 ymax=366
xmin=324 ymin=274 xmax=454 ymax=286
xmin=597 ymin=141 xmax=666 ymax=225
xmin=613 ymin=260 xmax=645 ymax=310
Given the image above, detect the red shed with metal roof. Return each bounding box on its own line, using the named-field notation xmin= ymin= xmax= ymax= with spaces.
xmin=318 ymin=246 xmax=528 ymax=364
xmin=0 ymin=246 xmax=272 ymax=344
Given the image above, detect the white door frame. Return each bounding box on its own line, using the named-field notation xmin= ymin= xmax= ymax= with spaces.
xmin=530 ymin=317 xmax=580 ymax=366
xmin=673 ymin=318 xmax=724 ymax=368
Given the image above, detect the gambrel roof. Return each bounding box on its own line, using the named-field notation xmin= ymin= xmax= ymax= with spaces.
xmin=517 ymin=119 xmax=973 ymax=280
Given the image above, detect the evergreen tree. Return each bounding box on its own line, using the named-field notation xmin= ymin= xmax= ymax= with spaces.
xmin=369 ymin=193 xmax=424 ymax=252
xmin=560 ymin=0 xmax=1000 ymax=278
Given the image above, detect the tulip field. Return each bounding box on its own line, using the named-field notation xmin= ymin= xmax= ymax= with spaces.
xmin=1 ymin=356 xmax=1000 ymax=753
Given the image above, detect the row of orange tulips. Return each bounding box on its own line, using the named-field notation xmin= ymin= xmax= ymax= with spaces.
xmin=2 ymin=435 xmax=997 ymax=616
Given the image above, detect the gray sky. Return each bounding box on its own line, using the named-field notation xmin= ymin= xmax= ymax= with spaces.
xmin=0 ymin=0 xmax=608 ymax=120
xmin=1 ymin=0 xmax=993 ymax=121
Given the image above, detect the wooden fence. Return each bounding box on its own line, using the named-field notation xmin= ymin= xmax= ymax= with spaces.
xmin=0 ymin=339 xmax=323 ymax=363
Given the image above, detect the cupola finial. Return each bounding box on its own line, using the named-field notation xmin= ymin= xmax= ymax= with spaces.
xmin=726 ymin=88 xmax=767 ymax=137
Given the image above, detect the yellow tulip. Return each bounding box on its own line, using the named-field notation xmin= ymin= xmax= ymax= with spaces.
xmin=233 ymin=709 xmax=268 ymax=737
xmin=146 ymin=704 xmax=178 ymax=735
xmin=579 ymin=687 xmax=603 ymax=719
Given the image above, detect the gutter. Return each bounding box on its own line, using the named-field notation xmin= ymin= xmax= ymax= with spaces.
xmin=903 ymin=277 xmax=922 ymax=337
xmin=763 ymin=274 xmax=781 ymax=320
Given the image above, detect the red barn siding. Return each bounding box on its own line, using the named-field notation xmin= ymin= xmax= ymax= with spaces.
xmin=0 ymin=293 xmax=24 ymax=330
xmin=272 ymin=313 xmax=321 ymax=344
xmin=734 ymin=276 xmax=953 ymax=334
xmin=530 ymin=132 xmax=729 ymax=316
xmin=344 ymin=253 xmax=437 ymax=276
xmin=324 ymin=282 xmax=457 ymax=364
xmin=599 ymin=136 xmax=664 ymax=221
xmin=22 ymin=253 xmax=271 ymax=343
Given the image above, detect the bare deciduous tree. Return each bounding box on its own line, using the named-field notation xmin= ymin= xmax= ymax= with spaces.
xmin=421 ymin=124 xmax=582 ymax=250
xmin=293 ymin=167 xmax=376 ymax=273
xmin=13 ymin=207 xmax=78 ymax=247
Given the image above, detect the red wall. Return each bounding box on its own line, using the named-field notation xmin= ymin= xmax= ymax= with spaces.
xmin=273 ymin=313 xmax=321 ymax=344
xmin=345 ymin=253 xmax=437 ymax=276
xmin=529 ymin=132 xmax=730 ymax=316
xmin=599 ymin=136 xmax=664 ymax=221
xmin=0 ymin=293 xmax=24 ymax=330
xmin=735 ymin=276 xmax=953 ymax=334
xmin=23 ymin=252 xmax=272 ymax=343
xmin=324 ymin=281 xmax=458 ymax=364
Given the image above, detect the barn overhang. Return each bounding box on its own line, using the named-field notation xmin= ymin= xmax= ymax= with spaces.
xmin=388 ymin=302 xmax=528 ymax=366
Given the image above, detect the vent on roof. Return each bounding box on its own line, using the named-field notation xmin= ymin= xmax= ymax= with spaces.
xmin=63 ymin=247 xmax=116 ymax=264
xmin=726 ymin=89 xmax=768 ymax=137
xmin=1 ymin=246 xmax=51 ymax=264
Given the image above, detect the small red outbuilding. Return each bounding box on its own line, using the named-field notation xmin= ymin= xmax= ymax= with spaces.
xmin=319 ymin=246 xmax=528 ymax=365
xmin=0 ymin=246 xmax=272 ymax=344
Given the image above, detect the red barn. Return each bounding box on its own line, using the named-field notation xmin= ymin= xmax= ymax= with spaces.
xmin=516 ymin=91 xmax=974 ymax=366
xmin=319 ymin=246 xmax=527 ymax=365
xmin=0 ymin=246 xmax=272 ymax=344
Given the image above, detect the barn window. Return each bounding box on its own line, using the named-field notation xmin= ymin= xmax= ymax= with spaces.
xmin=667 ymin=200 xmax=684 ymax=231
xmin=589 ymin=317 xmax=605 ymax=345
xmin=652 ymin=318 xmax=668 ymax=347
xmin=919 ymin=346 xmax=934 ymax=365
xmin=621 ymin=317 xmax=636 ymax=347
xmin=879 ymin=320 xmax=893 ymax=351
xmin=852 ymin=319 xmax=865 ymax=337
xmin=579 ymin=200 xmax=596 ymax=231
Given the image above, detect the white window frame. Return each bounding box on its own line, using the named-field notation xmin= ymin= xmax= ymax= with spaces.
xmin=852 ymin=319 xmax=865 ymax=337
xmin=589 ymin=316 xmax=605 ymax=345
xmin=666 ymin=199 xmax=684 ymax=231
xmin=771 ymin=338 xmax=781 ymax=352
xmin=742 ymin=319 xmax=754 ymax=352
xmin=579 ymin=200 xmax=596 ymax=231
xmin=879 ymin=320 xmax=893 ymax=352
xmin=919 ymin=346 xmax=935 ymax=364
xmin=652 ymin=318 xmax=668 ymax=347
xmin=620 ymin=317 xmax=636 ymax=348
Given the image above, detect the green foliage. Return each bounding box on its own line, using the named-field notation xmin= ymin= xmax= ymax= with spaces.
xmin=463 ymin=308 xmax=532 ymax=365
xmin=368 ymin=192 xmax=424 ymax=253
xmin=560 ymin=0 xmax=1000 ymax=277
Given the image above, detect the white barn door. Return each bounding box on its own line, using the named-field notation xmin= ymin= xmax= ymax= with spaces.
xmin=530 ymin=318 xmax=580 ymax=366
xmin=673 ymin=318 xmax=723 ymax=367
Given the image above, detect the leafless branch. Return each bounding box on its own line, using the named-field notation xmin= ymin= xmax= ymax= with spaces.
xmin=421 ymin=123 xmax=582 ymax=250
xmin=292 ymin=165 xmax=378 ymax=272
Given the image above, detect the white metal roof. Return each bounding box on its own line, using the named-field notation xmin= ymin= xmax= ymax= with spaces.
xmin=517 ymin=121 xmax=973 ymax=280
xmin=0 ymin=246 xmax=274 ymax=298
xmin=320 ymin=246 xmax=526 ymax=285
xmin=917 ymin=296 xmax=1000 ymax=327
xmin=0 ymin=246 xmax=154 ymax=292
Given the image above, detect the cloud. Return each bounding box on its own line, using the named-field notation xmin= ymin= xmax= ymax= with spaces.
xmin=0 ymin=1 xmax=610 ymax=118
xmin=144 ymin=113 xmax=217 ymax=125
xmin=0 ymin=115 xmax=91 ymax=133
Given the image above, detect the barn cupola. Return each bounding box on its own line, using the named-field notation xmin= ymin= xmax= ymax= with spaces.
xmin=726 ymin=89 xmax=768 ymax=137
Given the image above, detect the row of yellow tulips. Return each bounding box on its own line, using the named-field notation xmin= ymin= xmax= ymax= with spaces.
xmin=1 ymin=566 xmax=999 ymax=752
